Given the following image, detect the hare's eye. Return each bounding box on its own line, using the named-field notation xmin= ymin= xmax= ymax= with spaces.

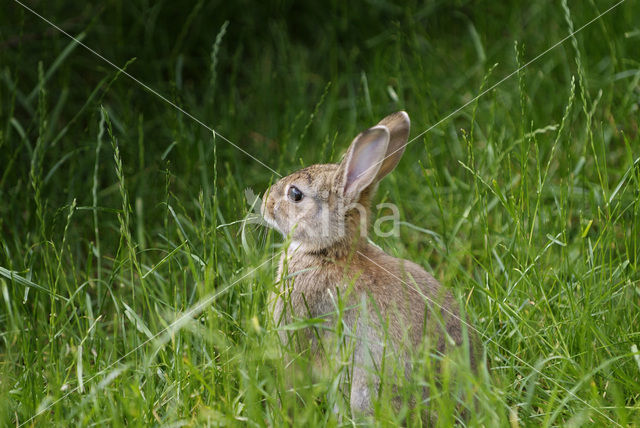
xmin=287 ymin=185 xmax=304 ymax=202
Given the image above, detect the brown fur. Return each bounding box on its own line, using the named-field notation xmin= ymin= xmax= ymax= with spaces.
xmin=262 ymin=112 xmax=478 ymax=417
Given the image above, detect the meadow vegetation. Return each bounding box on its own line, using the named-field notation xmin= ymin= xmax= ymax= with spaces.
xmin=1 ymin=0 xmax=639 ymax=426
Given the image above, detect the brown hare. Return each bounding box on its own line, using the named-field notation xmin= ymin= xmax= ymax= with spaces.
xmin=261 ymin=111 xmax=478 ymax=419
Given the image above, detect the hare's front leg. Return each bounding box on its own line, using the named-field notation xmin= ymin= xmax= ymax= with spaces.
xmin=349 ymin=365 xmax=379 ymax=416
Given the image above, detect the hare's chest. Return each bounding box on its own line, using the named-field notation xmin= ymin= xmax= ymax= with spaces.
xmin=271 ymin=257 xmax=348 ymax=327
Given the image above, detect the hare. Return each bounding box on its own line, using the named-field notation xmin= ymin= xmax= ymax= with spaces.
xmin=261 ymin=111 xmax=478 ymax=418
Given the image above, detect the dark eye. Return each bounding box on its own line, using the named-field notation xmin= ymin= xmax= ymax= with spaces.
xmin=287 ymin=185 xmax=304 ymax=202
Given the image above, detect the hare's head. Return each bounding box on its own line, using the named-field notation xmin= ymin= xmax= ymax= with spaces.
xmin=261 ymin=111 xmax=410 ymax=254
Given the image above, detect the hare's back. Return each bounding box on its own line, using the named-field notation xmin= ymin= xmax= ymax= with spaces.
xmin=357 ymin=245 xmax=463 ymax=347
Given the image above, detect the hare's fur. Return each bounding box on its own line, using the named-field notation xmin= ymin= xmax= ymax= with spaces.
xmin=262 ymin=112 xmax=477 ymax=416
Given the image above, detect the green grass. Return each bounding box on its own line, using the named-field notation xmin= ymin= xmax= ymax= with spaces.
xmin=1 ymin=0 xmax=639 ymax=426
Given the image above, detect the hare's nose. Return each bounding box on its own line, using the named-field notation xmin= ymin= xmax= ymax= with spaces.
xmin=259 ymin=195 xmax=267 ymax=216
xmin=260 ymin=187 xmax=272 ymax=216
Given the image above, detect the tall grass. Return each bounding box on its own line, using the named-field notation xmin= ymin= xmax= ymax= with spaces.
xmin=1 ymin=0 xmax=639 ymax=426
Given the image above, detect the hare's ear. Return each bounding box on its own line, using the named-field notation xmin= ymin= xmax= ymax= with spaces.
xmin=373 ymin=111 xmax=410 ymax=182
xmin=336 ymin=126 xmax=390 ymax=201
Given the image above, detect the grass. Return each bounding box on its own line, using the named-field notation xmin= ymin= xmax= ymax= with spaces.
xmin=1 ymin=0 xmax=639 ymax=426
